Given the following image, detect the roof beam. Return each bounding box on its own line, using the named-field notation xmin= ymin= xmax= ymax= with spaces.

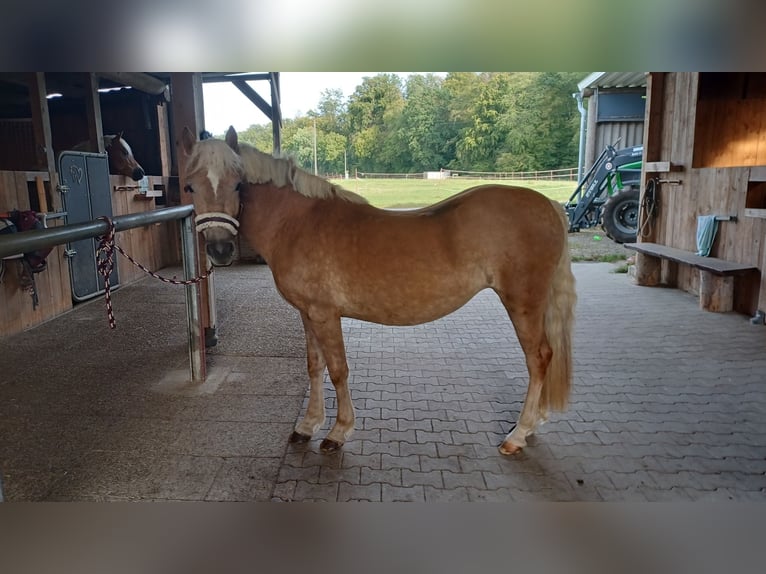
xmin=231 ymin=79 xmax=273 ymax=119
xmin=202 ymin=73 xmax=272 ymax=84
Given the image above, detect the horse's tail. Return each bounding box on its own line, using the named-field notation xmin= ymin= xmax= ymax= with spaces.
xmin=540 ymin=201 xmax=577 ymax=412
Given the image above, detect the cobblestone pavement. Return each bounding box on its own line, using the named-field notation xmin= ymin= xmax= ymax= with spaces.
xmin=1 ymin=262 xmax=765 ymax=501
xmin=271 ymin=263 xmax=766 ymax=502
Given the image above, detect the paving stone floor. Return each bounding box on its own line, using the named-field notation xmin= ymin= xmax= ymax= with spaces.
xmin=1 ymin=262 xmax=765 ymax=501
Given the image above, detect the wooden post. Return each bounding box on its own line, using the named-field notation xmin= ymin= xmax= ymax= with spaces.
xmin=633 ymin=73 xmax=665 ymax=286
xmin=635 ymin=253 xmax=662 ymax=286
xmin=157 ymin=102 xmax=172 ymax=178
xmin=699 ymin=271 xmax=734 ymax=312
xmin=27 ymin=73 xmax=56 ymax=173
xmin=27 ymin=73 xmax=61 ymax=213
xmin=170 ymin=73 xmax=214 ymax=368
xmin=83 ymin=73 xmax=105 ymax=153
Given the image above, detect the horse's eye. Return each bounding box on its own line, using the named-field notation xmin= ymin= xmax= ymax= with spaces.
xmin=184 ymin=185 xmax=194 ymax=193
xmin=235 ymin=182 xmax=242 ymax=192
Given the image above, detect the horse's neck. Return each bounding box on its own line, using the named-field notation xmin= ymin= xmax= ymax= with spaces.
xmin=240 ymin=184 xmax=311 ymax=261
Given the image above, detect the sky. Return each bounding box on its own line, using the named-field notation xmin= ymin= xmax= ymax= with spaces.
xmin=202 ymin=72 xmax=378 ymax=135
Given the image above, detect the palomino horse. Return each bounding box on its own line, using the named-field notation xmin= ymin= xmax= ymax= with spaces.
xmin=181 ymin=126 xmax=577 ymax=456
xmin=73 ymin=133 xmax=145 ymax=181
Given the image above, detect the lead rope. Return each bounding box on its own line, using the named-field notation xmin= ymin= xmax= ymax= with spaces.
xmin=96 ymin=216 xmax=213 ymax=329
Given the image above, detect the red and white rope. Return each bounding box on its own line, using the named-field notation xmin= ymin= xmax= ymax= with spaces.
xmin=96 ymin=216 xmax=212 ymax=329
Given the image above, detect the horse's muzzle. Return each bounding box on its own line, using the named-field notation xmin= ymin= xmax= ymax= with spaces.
xmin=131 ymin=167 xmax=145 ymax=181
xmin=206 ymin=240 xmax=236 ymax=266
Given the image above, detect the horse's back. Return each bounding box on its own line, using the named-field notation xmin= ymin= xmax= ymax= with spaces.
xmin=423 ymin=184 xmax=566 ymax=260
xmin=269 ymin=183 xmax=567 ymax=325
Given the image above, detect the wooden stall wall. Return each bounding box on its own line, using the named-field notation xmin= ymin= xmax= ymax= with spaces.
xmin=110 ymin=175 xmax=179 ymax=285
xmin=1 ymin=92 xmax=180 ymax=337
xmin=646 ymin=72 xmax=766 ymax=315
xmin=0 ymin=171 xmax=72 ymax=333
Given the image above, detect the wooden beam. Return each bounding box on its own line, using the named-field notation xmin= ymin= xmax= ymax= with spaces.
xmin=270 ymin=72 xmax=282 ymax=154
xmin=170 ymin=72 xmax=209 ymax=378
xmin=203 ymin=73 xmax=272 ymax=83
xmin=157 ymin=102 xmax=172 ymax=178
xmin=83 ymin=72 xmax=105 ymax=153
xmin=170 ymin=73 xmax=205 ymax=177
xmin=637 ymin=72 xmax=666 ymax=245
xmin=27 ymin=73 xmax=56 ymax=173
xmin=232 ymin=79 xmax=273 ymax=119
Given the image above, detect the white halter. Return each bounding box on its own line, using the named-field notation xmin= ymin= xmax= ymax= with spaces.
xmin=194 ymin=212 xmax=240 ymax=235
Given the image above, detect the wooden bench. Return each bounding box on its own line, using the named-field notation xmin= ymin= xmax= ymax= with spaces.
xmin=624 ymin=242 xmax=758 ymax=312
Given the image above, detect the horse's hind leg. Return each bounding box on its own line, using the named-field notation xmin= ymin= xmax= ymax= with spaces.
xmin=290 ymin=313 xmax=328 ymax=443
xmin=302 ymin=313 xmax=355 ymax=453
xmin=497 ymin=293 xmax=552 ymax=455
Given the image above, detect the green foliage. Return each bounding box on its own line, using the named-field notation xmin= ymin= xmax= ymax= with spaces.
xmin=233 ymin=72 xmax=584 ymax=176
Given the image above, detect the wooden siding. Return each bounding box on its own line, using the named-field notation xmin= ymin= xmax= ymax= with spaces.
xmin=1 ymin=171 xmax=179 ymax=336
xmin=110 ymin=176 xmax=179 ymax=285
xmin=0 ymin=170 xmax=71 ymax=333
xmin=643 ymin=72 xmax=766 ymax=315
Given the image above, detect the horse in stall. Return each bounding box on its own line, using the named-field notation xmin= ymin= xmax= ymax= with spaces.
xmin=181 ymin=126 xmax=577 ymax=456
xmin=72 ymin=133 xmax=145 ymax=181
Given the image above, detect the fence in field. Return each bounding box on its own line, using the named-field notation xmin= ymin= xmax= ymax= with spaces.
xmin=356 ymin=167 xmax=578 ymax=182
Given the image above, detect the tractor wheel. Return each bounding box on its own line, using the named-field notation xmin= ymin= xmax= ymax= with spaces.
xmin=602 ymin=186 xmax=640 ymax=244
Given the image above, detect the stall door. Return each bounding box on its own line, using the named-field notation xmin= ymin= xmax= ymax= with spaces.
xmin=58 ymin=151 xmax=119 ymax=301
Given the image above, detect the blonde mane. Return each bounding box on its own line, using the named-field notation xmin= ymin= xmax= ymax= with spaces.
xmin=185 ymin=138 xmax=245 ymax=180
xmin=239 ymin=142 xmax=367 ymax=204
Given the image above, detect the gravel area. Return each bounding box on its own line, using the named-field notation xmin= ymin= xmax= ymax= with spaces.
xmin=567 ymin=228 xmax=632 ymax=262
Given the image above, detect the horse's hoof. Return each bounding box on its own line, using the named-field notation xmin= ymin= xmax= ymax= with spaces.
xmin=498 ymin=441 xmax=522 ymax=456
xmin=319 ymin=438 xmax=343 ymax=453
xmin=289 ymin=431 xmax=312 ymax=443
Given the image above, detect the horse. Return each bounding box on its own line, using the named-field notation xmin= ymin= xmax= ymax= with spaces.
xmin=72 ymin=133 xmax=145 ymax=181
xmin=181 ymin=125 xmax=577 ymax=456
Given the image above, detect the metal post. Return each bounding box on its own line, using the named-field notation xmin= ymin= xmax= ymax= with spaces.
xmin=574 ymin=91 xmax=587 ymax=182
xmin=180 ymin=213 xmax=204 ymax=383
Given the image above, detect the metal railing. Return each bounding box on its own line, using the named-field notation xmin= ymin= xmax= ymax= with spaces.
xmin=0 ymin=205 xmax=206 ymax=384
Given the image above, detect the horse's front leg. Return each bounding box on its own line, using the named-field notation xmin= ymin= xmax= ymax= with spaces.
xmin=303 ymin=313 xmax=354 ymax=453
xmin=290 ymin=313 xmax=328 ymax=443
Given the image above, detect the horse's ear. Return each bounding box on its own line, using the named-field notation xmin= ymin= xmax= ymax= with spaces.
xmin=116 ymin=131 xmax=123 ymax=140
xmin=181 ymin=127 xmax=196 ymax=156
xmin=225 ymin=126 xmax=239 ymax=153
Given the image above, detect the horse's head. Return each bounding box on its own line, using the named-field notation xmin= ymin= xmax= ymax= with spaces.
xmin=105 ymin=132 xmax=145 ymax=181
xmin=182 ymin=125 xmax=245 ymax=267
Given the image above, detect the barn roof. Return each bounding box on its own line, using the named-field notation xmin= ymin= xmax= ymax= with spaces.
xmin=578 ymin=72 xmax=647 ymax=96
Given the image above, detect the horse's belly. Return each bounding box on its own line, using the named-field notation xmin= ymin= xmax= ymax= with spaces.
xmin=341 ymin=279 xmax=483 ymax=326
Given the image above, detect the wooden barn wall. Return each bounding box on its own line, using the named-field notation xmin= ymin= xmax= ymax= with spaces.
xmin=647 ymin=72 xmax=766 ymax=315
xmin=109 ymin=175 xmax=179 ymax=285
xmin=0 ymin=120 xmax=36 ymax=171
xmin=1 ymin=176 xmax=179 ymax=336
xmin=0 ymin=171 xmax=71 ymax=333
xmin=0 ymin=76 xmax=184 ymax=337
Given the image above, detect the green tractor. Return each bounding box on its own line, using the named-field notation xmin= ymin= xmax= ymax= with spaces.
xmin=565 ymin=143 xmax=643 ymax=243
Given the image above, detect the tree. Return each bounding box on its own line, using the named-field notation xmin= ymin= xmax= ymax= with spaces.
xmin=454 ymin=73 xmax=512 ymax=171
xmin=346 ymin=74 xmax=405 ymax=172
xmin=399 ymin=74 xmax=453 ymax=171
xmin=238 ymin=123 xmax=275 ymax=153
xmin=498 ymin=72 xmax=582 ymax=171
xmin=316 ymin=88 xmax=346 ymax=134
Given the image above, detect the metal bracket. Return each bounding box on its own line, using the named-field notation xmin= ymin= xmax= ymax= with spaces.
xmin=63 ymin=248 xmax=77 ymax=258
xmin=57 ymin=184 xmax=70 ymax=194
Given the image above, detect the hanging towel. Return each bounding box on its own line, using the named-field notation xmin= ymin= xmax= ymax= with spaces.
xmin=696 ymin=215 xmax=719 ymax=257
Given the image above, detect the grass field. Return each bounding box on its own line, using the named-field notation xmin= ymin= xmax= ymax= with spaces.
xmin=329 ymin=177 xmax=576 ymax=208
